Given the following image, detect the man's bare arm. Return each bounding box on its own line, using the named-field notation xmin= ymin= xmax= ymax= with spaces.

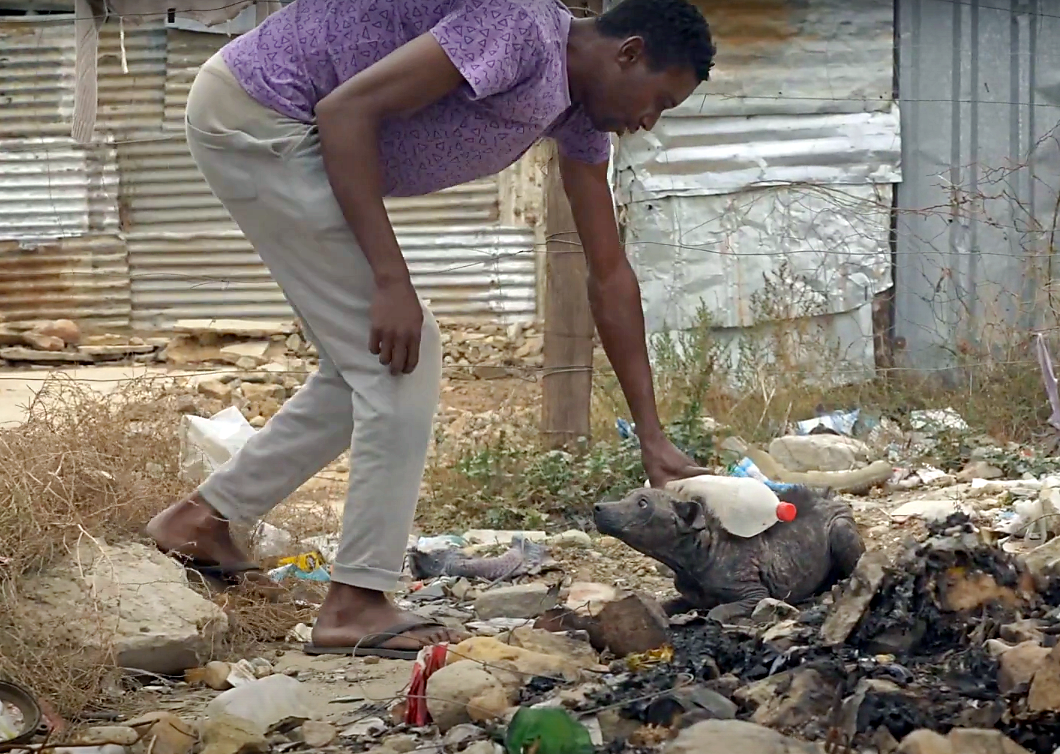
xmin=314 ymin=33 xmax=466 ymax=374
xmin=559 ymin=153 xmax=708 ymax=486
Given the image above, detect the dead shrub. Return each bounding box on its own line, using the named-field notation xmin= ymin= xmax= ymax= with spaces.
xmin=0 ymin=374 xmax=196 ymax=714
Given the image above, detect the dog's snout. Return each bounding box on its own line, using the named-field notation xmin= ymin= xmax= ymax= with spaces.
xmin=593 ymin=503 xmax=603 ymax=512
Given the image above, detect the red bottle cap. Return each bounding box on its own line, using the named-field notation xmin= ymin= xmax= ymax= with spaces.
xmin=775 ymin=502 xmax=797 ymax=522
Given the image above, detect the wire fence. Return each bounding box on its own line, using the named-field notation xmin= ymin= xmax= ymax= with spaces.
xmin=0 ymin=0 xmax=1057 ymax=400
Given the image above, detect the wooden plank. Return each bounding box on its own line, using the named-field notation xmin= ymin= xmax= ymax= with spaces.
xmin=541 ymin=144 xmax=595 ymax=448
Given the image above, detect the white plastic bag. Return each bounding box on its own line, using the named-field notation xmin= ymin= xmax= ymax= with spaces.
xmin=178 ymin=405 xmax=257 ymax=484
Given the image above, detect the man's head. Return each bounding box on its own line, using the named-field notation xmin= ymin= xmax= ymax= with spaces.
xmin=572 ymin=0 xmax=715 ymax=136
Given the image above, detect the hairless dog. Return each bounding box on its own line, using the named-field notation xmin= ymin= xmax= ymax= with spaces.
xmin=593 ymin=484 xmax=865 ymax=623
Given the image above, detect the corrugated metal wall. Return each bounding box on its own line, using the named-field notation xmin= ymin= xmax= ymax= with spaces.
xmin=0 ymin=15 xmax=160 ymax=326
xmin=0 ymin=14 xmax=539 ymax=330
xmin=126 ymin=30 xmax=534 ymax=329
xmin=611 ymin=0 xmax=899 ymax=383
xmin=894 ymin=0 xmax=1060 ymax=372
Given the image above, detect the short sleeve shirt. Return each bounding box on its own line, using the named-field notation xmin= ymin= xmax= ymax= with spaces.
xmin=221 ymin=0 xmax=612 ymax=197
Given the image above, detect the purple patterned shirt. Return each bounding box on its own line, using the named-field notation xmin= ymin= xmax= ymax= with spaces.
xmin=220 ymin=0 xmax=612 ymax=197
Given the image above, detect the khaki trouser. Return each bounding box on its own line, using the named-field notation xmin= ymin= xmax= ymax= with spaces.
xmin=185 ymin=52 xmax=442 ymax=593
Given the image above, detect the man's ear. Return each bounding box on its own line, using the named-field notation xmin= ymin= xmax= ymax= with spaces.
xmin=673 ymin=496 xmax=707 ymax=531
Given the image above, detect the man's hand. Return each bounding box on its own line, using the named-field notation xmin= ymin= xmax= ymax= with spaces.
xmin=370 ymin=278 xmax=423 ymax=375
xmin=641 ymin=434 xmax=710 ymax=489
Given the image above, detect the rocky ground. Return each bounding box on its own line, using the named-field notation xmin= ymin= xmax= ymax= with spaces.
xmin=6 ymin=319 xmax=1060 ymax=753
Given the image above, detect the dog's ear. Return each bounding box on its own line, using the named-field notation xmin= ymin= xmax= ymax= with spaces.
xmin=673 ymin=496 xmax=707 ymax=531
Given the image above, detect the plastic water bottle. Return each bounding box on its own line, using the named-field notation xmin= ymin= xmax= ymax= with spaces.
xmin=659 ymin=474 xmax=798 ymax=538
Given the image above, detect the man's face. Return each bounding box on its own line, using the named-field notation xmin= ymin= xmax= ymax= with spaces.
xmin=585 ymin=37 xmax=702 ymax=136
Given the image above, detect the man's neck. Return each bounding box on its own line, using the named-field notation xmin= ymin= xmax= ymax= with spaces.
xmin=565 ymin=17 xmax=596 ymax=107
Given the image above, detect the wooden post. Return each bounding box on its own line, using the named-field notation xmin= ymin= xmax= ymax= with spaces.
xmin=541 ymin=145 xmax=595 ymax=448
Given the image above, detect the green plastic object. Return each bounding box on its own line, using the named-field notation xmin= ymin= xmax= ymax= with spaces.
xmin=504 ymin=707 xmax=594 ymax=754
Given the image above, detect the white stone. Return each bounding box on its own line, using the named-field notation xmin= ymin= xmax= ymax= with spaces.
xmin=21 ymin=541 xmax=229 ymax=675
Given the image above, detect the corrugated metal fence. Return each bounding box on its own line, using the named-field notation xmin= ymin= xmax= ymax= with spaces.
xmin=0 ymin=13 xmax=539 ymax=331
xmin=894 ymin=0 xmax=1060 ymax=371
xmin=612 ymin=0 xmax=899 ymax=383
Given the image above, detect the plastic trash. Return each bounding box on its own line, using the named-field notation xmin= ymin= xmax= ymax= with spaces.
xmin=661 ymin=474 xmax=797 ymax=538
xmin=178 ymin=406 xmax=257 ymax=485
xmin=728 ymin=457 xmax=797 ymax=493
xmin=795 ymin=409 xmax=861 ymax=437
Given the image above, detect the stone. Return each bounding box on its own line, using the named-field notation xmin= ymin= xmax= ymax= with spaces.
xmin=0 ymin=325 xmax=23 ymax=346
xmin=173 ymin=319 xmax=294 ymax=338
xmin=197 ymin=380 xmax=233 ymax=400
xmin=751 ymin=598 xmax=800 ymax=624
xmin=505 ymin=626 xmax=601 ymax=669
xmin=999 ymin=641 xmax=1051 ymax=694
xmin=665 ymin=720 xmax=819 ymax=753
xmin=1000 ymin=620 xmax=1045 ymax=645
xmin=1028 ymin=644 xmax=1060 ymax=712
xmin=425 ymin=662 xmax=509 ymax=731
xmin=957 ymin=460 xmax=1004 ymax=481
xmin=768 ymin=434 xmax=872 ymax=473
xmin=547 ymin=530 xmax=592 ymax=549
xmin=897 ymin=730 xmax=952 ymax=754
xmin=71 ymin=726 xmax=140 ymax=746
xmin=240 ymin=382 xmax=286 ymax=403
xmin=748 ymin=668 xmax=833 ymax=730
xmin=588 ymin=592 xmax=669 ymax=658
xmin=821 ymin=551 xmax=888 ymax=646
xmin=126 ymin=712 xmax=196 ymax=754
xmin=0 ymin=346 xmax=93 ymax=363
xmin=645 ymin=686 xmax=737 ymax=728
xmin=563 ymin=582 xmax=620 ymax=615
xmin=35 ymin=318 xmax=81 ymax=345
xmin=220 ymin=341 xmax=271 ymax=367
xmin=446 ymin=636 xmax=586 ymax=684
xmin=21 ymin=541 xmax=228 ymax=675
xmin=443 ymin=724 xmax=486 ymax=749
xmin=474 ymin=583 xmax=558 ymax=620
xmin=80 ymin=343 xmax=158 ymax=361
xmin=299 ymin=721 xmax=336 ymax=748
xmin=185 ymin=661 xmax=234 ymax=690
xmin=946 ymin=729 xmax=1032 ymax=753
xmin=1022 ymin=537 xmax=1060 ymax=579
xmin=465 ymin=683 xmax=511 ymax=724
xmin=22 ymin=330 xmax=67 ymax=351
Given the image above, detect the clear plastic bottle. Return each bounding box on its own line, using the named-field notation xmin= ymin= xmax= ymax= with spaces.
xmin=658 ymin=474 xmax=797 ymax=538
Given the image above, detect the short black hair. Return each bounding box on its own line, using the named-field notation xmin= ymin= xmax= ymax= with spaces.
xmin=595 ymin=0 xmax=716 ymax=82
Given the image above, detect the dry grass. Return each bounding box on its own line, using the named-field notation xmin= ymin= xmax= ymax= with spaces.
xmin=0 ymin=374 xmax=319 ymax=718
xmin=0 ymin=375 xmax=194 ymax=714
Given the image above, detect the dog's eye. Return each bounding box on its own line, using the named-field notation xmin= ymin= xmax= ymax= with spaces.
xmin=637 ymin=498 xmax=648 ymax=509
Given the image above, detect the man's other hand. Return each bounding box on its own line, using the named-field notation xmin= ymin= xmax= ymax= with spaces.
xmin=369 ymin=278 xmax=423 ymax=375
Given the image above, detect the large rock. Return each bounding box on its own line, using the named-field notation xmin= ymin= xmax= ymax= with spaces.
xmin=898 ymin=728 xmax=1032 ymax=754
xmin=769 ymin=434 xmax=872 ymax=473
xmin=22 ymin=541 xmax=229 ymax=675
xmin=425 ymin=662 xmax=511 ymax=731
xmin=1027 ymin=644 xmax=1060 ymax=712
xmin=665 ymin=720 xmax=819 ymax=753
xmin=998 ymin=641 xmax=1051 ymax=693
xmin=474 ymin=583 xmax=557 ymax=620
